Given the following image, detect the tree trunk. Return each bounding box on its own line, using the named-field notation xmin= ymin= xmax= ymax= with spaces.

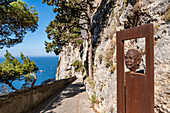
xmin=87 ymin=1 xmax=93 ymax=80
xmin=30 ymin=73 xmax=37 ymax=87
xmin=88 ymin=33 xmax=93 ymax=80
xmin=5 ymin=81 xmax=17 ymax=91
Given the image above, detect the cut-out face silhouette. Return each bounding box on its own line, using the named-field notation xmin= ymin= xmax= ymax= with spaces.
xmin=125 ymin=49 xmax=142 ymax=73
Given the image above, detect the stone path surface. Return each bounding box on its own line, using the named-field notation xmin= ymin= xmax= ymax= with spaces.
xmin=30 ymin=78 xmax=95 ymax=113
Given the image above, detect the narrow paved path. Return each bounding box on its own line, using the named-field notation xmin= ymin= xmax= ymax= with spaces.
xmin=30 ymin=78 xmax=95 ymax=113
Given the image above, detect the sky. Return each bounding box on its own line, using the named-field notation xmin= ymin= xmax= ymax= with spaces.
xmin=0 ymin=0 xmax=57 ymax=57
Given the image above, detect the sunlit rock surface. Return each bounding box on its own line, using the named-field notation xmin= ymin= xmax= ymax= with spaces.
xmin=56 ymin=0 xmax=170 ymax=112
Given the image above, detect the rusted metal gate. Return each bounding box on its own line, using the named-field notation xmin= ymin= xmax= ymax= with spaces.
xmin=116 ymin=24 xmax=154 ymax=113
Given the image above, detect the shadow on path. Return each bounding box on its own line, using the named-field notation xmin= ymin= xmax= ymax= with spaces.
xmin=30 ymin=81 xmax=85 ymax=113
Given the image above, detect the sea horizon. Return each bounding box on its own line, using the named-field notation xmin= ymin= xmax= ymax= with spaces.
xmin=0 ymin=55 xmax=58 ymax=58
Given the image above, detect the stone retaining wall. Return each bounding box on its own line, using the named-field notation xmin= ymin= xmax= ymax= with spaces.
xmin=0 ymin=77 xmax=77 ymax=113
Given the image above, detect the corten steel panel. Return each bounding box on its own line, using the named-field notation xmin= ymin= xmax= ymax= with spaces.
xmin=116 ymin=32 xmax=125 ymax=113
xmin=116 ymin=24 xmax=154 ymax=113
xmin=126 ymin=72 xmax=149 ymax=113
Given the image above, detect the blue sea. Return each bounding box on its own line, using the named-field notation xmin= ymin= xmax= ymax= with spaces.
xmin=0 ymin=56 xmax=59 ymax=91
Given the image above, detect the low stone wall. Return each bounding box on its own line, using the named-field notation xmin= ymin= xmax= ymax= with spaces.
xmin=0 ymin=77 xmax=77 ymax=113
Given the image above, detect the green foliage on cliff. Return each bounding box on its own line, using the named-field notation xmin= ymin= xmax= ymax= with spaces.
xmin=43 ymin=0 xmax=94 ymax=80
xmin=42 ymin=0 xmax=94 ymax=55
xmin=92 ymin=94 xmax=96 ymax=103
xmin=0 ymin=50 xmax=38 ymax=91
xmin=0 ymin=0 xmax=38 ymax=49
xmin=72 ymin=60 xmax=83 ymax=72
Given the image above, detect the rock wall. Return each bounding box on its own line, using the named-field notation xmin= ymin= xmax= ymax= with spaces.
xmin=154 ymin=35 xmax=170 ymax=113
xmin=56 ymin=42 xmax=87 ymax=80
xmin=56 ymin=0 xmax=170 ymax=112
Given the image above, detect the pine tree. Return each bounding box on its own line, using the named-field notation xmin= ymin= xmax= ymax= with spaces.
xmin=0 ymin=0 xmax=38 ymax=49
xmin=0 ymin=50 xmax=38 ymax=91
xmin=42 ymin=0 xmax=94 ymax=79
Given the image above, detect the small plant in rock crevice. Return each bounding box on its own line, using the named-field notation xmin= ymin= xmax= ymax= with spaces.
xmin=163 ymin=8 xmax=170 ymax=22
xmin=68 ymin=70 xmax=72 ymax=76
xmin=85 ymin=76 xmax=96 ymax=89
xmin=105 ymin=47 xmax=115 ymax=68
xmin=154 ymin=24 xmax=159 ymax=33
xmin=98 ymin=54 xmax=104 ymax=64
xmin=72 ymin=60 xmax=83 ymax=72
xmin=99 ymin=84 xmax=104 ymax=91
xmin=100 ymin=96 xmax=104 ymax=101
xmin=92 ymin=94 xmax=96 ymax=104
xmin=109 ymin=64 xmax=116 ymax=73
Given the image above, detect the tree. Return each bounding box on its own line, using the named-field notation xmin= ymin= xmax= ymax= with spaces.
xmin=20 ymin=52 xmax=38 ymax=88
xmin=0 ymin=0 xmax=38 ymax=49
xmin=0 ymin=0 xmax=17 ymax=5
xmin=42 ymin=0 xmax=94 ymax=80
xmin=0 ymin=50 xmax=38 ymax=91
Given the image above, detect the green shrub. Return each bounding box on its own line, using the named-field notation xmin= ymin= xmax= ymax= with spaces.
xmin=74 ymin=39 xmax=83 ymax=46
xmin=89 ymin=80 xmax=95 ymax=89
xmin=72 ymin=60 xmax=83 ymax=72
xmin=68 ymin=70 xmax=72 ymax=75
xmin=92 ymin=94 xmax=96 ymax=103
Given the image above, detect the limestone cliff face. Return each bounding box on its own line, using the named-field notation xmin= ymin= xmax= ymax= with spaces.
xmin=56 ymin=0 xmax=170 ymax=113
